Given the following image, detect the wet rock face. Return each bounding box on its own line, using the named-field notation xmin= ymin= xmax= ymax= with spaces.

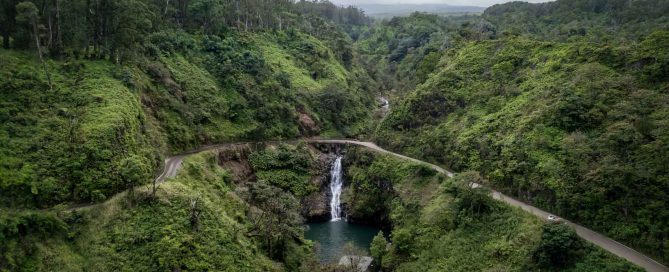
xmin=302 ymin=152 xmax=336 ymax=222
xmin=298 ymin=112 xmax=320 ymax=136
xmin=216 ymin=144 xmax=254 ymax=184
xmin=213 ymin=143 xmax=339 ymax=223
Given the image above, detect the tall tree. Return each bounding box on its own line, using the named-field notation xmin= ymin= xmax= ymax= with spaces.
xmin=0 ymin=0 xmax=18 ymax=49
xmin=16 ymin=1 xmax=52 ymax=90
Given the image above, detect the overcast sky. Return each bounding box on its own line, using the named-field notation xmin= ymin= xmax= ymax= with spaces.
xmin=331 ymin=0 xmax=551 ymax=7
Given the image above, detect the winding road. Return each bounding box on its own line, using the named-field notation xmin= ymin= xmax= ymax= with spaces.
xmin=151 ymin=139 xmax=666 ymax=272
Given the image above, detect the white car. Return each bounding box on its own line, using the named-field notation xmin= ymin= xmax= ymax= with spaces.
xmin=547 ymin=215 xmax=561 ymax=222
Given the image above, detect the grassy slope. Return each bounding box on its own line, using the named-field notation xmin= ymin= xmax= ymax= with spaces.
xmin=376 ymin=33 xmax=669 ymax=263
xmin=2 ymin=152 xmax=281 ymax=271
xmin=0 ymin=29 xmax=374 ymax=208
xmin=255 ymin=32 xmax=348 ymax=92
xmin=344 ymin=148 xmax=641 ymax=271
xmin=0 ymin=50 xmax=160 ymax=207
xmin=77 ymin=152 xmax=280 ymax=271
xmin=1 ymin=29 xmax=374 ymax=270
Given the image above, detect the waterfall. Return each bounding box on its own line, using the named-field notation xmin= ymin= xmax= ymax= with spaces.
xmin=329 ymin=156 xmax=344 ymax=221
xmin=381 ymin=97 xmax=390 ymax=110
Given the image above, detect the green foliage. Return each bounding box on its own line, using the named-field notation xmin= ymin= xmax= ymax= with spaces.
xmin=73 ymin=152 xmax=287 ymax=271
xmin=633 ymin=31 xmax=669 ymax=84
xmin=245 ymin=181 xmax=309 ymax=269
xmin=343 ymin=147 xmax=441 ymax=225
xmin=0 ymin=152 xmax=309 ymax=271
xmin=415 ymin=51 xmax=441 ymax=83
xmin=1 ymin=9 xmax=376 ymax=207
xmin=1 ymin=0 xmax=369 ymax=60
xmin=532 ymin=223 xmax=585 ymax=269
xmin=249 ymin=144 xmax=315 ymax=197
xmin=447 ymin=172 xmax=496 ymax=218
xmin=356 ymin=13 xmax=494 ymax=93
xmin=316 ymin=84 xmax=371 ymax=134
xmin=345 ymin=149 xmax=641 ymax=271
xmin=484 ymin=0 xmax=669 ymax=42
xmin=376 ymin=35 xmax=669 ymax=263
xmin=370 ymin=231 xmax=388 ymax=267
xmin=0 ymin=210 xmax=68 ymax=271
xmin=0 ymin=51 xmax=160 ymax=207
xmin=14 ymin=2 xmax=37 ymax=25
xmin=118 ymin=155 xmax=152 ymax=187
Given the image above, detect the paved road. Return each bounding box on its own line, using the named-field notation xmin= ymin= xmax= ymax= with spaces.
xmin=138 ymin=139 xmax=669 ymax=271
xmin=155 ymin=155 xmax=187 ymax=184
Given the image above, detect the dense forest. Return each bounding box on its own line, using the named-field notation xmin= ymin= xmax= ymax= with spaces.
xmin=369 ymin=0 xmax=669 ymax=265
xmin=484 ymin=0 xmax=669 ymax=41
xmin=0 ymin=0 xmax=375 ymax=208
xmin=1 ymin=1 xmax=376 ymax=269
xmin=343 ymin=147 xmax=641 ymax=271
xmin=1 ymin=0 xmax=668 ymax=270
xmin=356 ymin=13 xmax=495 ymax=94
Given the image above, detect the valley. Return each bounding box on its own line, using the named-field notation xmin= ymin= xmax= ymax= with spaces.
xmin=1 ymin=0 xmax=668 ymax=271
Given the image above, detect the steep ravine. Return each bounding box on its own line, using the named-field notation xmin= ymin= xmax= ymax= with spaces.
xmin=210 ymin=142 xmax=391 ymax=229
xmin=211 ymin=142 xmax=350 ymax=223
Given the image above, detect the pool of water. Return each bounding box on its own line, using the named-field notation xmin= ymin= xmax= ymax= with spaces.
xmin=305 ymin=220 xmax=380 ymax=263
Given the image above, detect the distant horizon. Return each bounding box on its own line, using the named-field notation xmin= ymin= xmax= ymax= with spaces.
xmin=331 ymin=0 xmax=552 ymax=8
xmin=352 ymin=3 xmax=486 ymax=8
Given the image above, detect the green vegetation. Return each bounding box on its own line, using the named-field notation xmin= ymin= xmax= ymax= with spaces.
xmin=1 ymin=1 xmax=376 ymax=268
xmin=250 ymin=144 xmax=315 ymax=197
xmin=2 ymin=0 xmax=668 ymax=270
xmin=344 ymin=148 xmax=641 ymax=271
xmin=356 ymin=13 xmax=494 ymax=93
xmin=0 ymin=50 xmax=160 ymax=207
xmin=1 ymin=0 xmax=376 ymax=208
xmin=375 ymin=24 xmax=669 ymax=266
xmin=377 ymin=23 xmax=669 ymax=270
xmin=0 ymin=150 xmax=318 ymax=271
xmin=354 ymin=0 xmax=669 ymax=265
xmin=484 ymin=0 xmax=669 ymax=42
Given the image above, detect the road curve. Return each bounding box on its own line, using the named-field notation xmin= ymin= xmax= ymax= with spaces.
xmin=150 ymin=139 xmax=668 ymax=271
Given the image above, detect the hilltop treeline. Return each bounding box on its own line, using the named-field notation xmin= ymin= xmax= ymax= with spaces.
xmin=484 ymin=0 xmax=669 ymax=41
xmin=0 ymin=0 xmax=369 ymax=61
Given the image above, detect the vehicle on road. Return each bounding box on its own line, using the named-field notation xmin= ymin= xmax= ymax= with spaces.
xmin=547 ymin=215 xmax=561 ymax=222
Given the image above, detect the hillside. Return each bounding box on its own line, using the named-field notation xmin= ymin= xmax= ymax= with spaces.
xmin=1 ymin=1 xmax=377 ymax=269
xmin=1 ymin=0 xmax=668 ymax=270
xmin=484 ymin=0 xmax=669 ymax=41
xmin=344 ymin=147 xmax=642 ymax=271
xmin=376 ymin=33 xmax=669 ymax=264
xmin=1 ymin=22 xmax=375 ymax=209
xmin=356 ymin=13 xmax=494 ymax=94
xmin=358 ymin=4 xmax=485 ymax=18
xmin=0 ymin=147 xmax=312 ymax=271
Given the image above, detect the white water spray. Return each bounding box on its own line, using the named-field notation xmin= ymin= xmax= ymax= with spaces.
xmin=329 ymin=156 xmax=344 ymax=221
xmin=380 ymin=97 xmax=390 ymax=110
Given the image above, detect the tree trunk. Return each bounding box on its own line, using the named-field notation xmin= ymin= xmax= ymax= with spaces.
xmin=47 ymin=11 xmax=53 ymax=48
xmin=278 ymin=15 xmax=282 ymax=31
xmin=2 ymin=31 xmax=9 ymax=49
xmin=54 ymin=0 xmax=62 ymax=57
xmin=4 ymin=0 xmax=16 ymax=49
xmin=235 ymin=0 xmax=240 ymax=30
xmin=32 ymin=20 xmax=53 ymax=91
xmin=164 ymin=0 xmax=170 ymax=16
